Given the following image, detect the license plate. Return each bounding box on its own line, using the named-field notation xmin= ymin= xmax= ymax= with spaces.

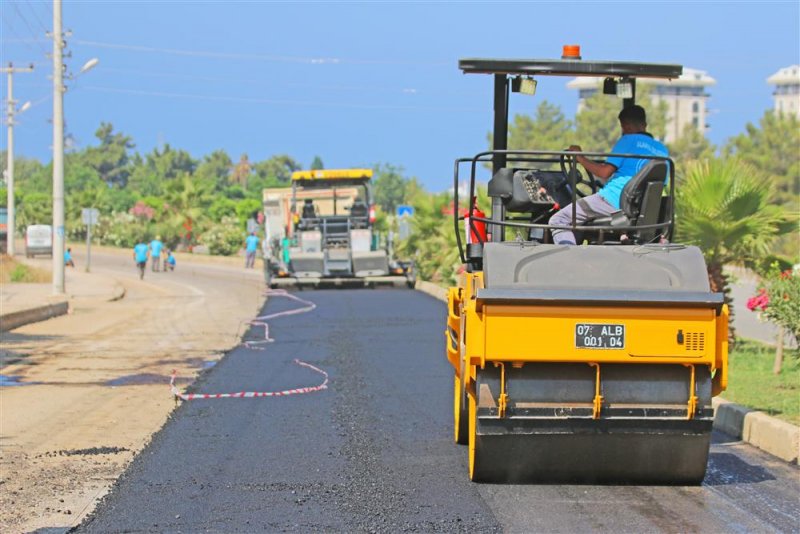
xmin=575 ymin=323 xmax=625 ymax=349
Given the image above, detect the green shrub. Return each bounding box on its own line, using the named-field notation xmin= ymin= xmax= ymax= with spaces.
xmin=94 ymin=211 xmax=149 ymax=248
xmin=10 ymin=264 xmax=30 ymax=282
xmin=199 ymin=216 xmax=244 ymax=256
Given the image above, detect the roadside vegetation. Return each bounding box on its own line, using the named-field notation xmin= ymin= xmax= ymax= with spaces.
xmin=0 ymin=134 xmax=407 ymax=255
xmin=725 ymin=339 xmax=800 ymax=426
xmin=0 ymin=254 xmax=51 ymax=283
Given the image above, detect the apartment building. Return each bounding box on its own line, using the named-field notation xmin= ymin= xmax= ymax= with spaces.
xmin=767 ymin=65 xmax=800 ymax=118
xmin=567 ymin=68 xmax=716 ymax=143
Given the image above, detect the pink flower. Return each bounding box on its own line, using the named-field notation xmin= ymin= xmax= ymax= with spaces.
xmin=129 ymin=201 xmax=155 ymax=220
xmin=746 ymin=288 xmax=769 ymax=312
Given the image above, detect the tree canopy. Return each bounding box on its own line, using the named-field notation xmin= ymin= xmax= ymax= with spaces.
xmin=724 ymin=111 xmax=800 ymax=206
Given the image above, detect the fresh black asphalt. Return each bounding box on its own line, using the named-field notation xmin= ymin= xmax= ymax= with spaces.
xmin=78 ymin=289 xmax=500 ymax=533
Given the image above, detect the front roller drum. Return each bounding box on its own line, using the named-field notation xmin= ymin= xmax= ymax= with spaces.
xmin=467 ymin=363 xmax=714 ymax=484
xmin=454 ymin=373 xmax=468 ymax=445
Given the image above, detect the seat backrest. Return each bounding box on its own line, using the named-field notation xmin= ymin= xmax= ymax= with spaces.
xmin=488 ymin=168 xmax=571 ymax=214
xmin=350 ymin=201 xmax=368 ymax=218
xmin=302 ymin=200 xmax=316 ymax=219
xmin=619 ymin=160 xmax=668 ymax=220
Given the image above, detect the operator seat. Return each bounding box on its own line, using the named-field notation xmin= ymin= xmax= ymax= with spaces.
xmin=301 ymin=199 xmax=317 ymax=219
xmin=586 ymin=159 xmax=670 ymax=244
xmin=349 ymin=201 xmax=368 ymax=229
xmin=298 ymin=199 xmax=319 ymax=231
xmin=350 ymin=201 xmax=368 ymax=218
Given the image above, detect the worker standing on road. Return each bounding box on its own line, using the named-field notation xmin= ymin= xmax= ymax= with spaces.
xmin=133 ymin=241 xmax=149 ymax=280
xmin=281 ymin=226 xmax=292 ymax=265
xmin=64 ymin=247 xmax=75 ymax=268
xmin=149 ymin=236 xmax=164 ymax=272
xmin=244 ymin=232 xmax=260 ymax=269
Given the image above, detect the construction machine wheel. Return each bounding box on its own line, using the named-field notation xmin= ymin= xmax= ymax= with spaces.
xmin=453 ymin=373 xmax=468 ymax=445
xmin=467 ymin=372 xmax=500 ymax=483
xmin=467 ymin=392 xmax=484 ymax=482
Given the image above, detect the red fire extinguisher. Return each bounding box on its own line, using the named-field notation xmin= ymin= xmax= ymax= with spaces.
xmin=465 ymin=197 xmax=488 ymax=244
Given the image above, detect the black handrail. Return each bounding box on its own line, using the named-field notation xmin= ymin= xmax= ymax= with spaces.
xmin=452 ymin=149 xmax=676 ymax=263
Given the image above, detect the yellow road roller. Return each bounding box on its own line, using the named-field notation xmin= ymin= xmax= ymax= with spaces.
xmin=447 ymin=49 xmax=728 ymax=484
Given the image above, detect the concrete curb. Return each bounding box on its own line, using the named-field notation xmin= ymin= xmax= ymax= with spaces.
xmin=414 ymin=280 xmax=448 ymax=302
xmin=0 ymin=300 xmax=69 ymax=332
xmin=415 ymin=280 xmax=800 ymax=466
xmin=109 ymin=283 xmax=127 ymax=302
xmin=713 ymin=398 xmax=800 ymax=464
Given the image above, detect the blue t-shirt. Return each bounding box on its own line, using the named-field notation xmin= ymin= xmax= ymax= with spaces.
xmin=600 ymin=133 xmax=669 ymax=209
xmin=167 ymin=254 xmax=176 ymax=265
xmin=245 ymin=234 xmax=259 ymax=253
xmin=150 ymin=239 xmax=163 ymax=257
xmin=64 ymin=250 xmax=72 ymax=263
xmin=134 ymin=243 xmax=149 ymax=263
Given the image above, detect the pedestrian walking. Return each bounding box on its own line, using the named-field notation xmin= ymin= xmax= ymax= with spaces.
xmin=133 ymin=241 xmax=149 ymax=280
xmin=149 ymin=236 xmax=164 ymax=272
xmin=244 ymin=232 xmax=260 ymax=269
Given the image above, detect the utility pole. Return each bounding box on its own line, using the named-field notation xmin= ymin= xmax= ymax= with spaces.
xmin=2 ymin=63 xmax=34 ymax=256
xmin=52 ymin=0 xmax=65 ymax=295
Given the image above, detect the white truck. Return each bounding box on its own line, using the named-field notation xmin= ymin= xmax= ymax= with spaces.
xmin=25 ymin=224 xmax=53 ymax=258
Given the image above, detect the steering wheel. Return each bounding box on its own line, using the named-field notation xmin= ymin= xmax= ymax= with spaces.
xmin=559 ymin=152 xmax=600 ymax=197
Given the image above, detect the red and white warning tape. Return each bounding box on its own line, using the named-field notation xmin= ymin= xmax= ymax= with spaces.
xmin=170 ymin=289 xmax=327 ymax=401
xmin=170 ymin=359 xmax=328 ymax=400
xmin=244 ymin=289 xmax=316 ymax=349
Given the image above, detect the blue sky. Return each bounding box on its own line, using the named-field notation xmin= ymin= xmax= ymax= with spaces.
xmin=2 ymin=1 xmax=798 ymax=191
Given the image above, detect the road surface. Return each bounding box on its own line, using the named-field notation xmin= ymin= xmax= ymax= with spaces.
xmin=0 ymin=249 xmax=265 ymax=533
xmin=78 ymin=289 xmax=800 ymax=533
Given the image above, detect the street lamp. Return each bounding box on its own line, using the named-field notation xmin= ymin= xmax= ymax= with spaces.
xmin=52 ymin=0 xmax=99 ymax=294
xmin=2 ymin=62 xmax=34 ymax=256
xmin=80 ymin=58 xmax=99 ymax=74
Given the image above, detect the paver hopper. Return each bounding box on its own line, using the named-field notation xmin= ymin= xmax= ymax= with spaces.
xmin=446 ymin=49 xmax=728 ymax=484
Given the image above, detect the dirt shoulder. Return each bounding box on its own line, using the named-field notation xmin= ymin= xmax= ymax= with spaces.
xmin=0 ymin=250 xmax=265 ymax=533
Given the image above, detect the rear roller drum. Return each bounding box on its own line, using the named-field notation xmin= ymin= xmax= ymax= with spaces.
xmin=467 ymin=391 xmax=506 ymax=483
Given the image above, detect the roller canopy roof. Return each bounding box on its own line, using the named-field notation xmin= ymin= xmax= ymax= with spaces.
xmin=459 ymin=58 xmax=683 ymax=79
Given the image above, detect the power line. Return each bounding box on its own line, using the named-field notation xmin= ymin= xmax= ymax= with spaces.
xmin=11 ymin=1 xmax=48 ymax=55
xmin=72 ymin=39 xmax=449 ymax=67
xmin=1 ymin=15 xmax=44 ymax=59
xmin=22 ymin=0 xmax=50 ymax=34
xmin=97 ymin=66 xmax=470 ymax=97
xmin=81 ymin=84 xmax=482 ymax=113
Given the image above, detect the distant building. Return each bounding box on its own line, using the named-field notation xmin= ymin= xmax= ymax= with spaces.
xmin=566 ymin=68 xmax=716 ymax=144
xmin=767 ymin=65 xmax=800 ymax=118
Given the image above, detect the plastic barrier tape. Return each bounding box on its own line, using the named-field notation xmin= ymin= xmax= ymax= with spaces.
xmin=170 ymin=289 xmax=327 ymax=401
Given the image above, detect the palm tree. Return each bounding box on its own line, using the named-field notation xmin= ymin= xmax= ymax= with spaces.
xmin=676 ymin=158 xmax=795 ymax=338
xmin=164 ymin=174 xmax=214 ymax=248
